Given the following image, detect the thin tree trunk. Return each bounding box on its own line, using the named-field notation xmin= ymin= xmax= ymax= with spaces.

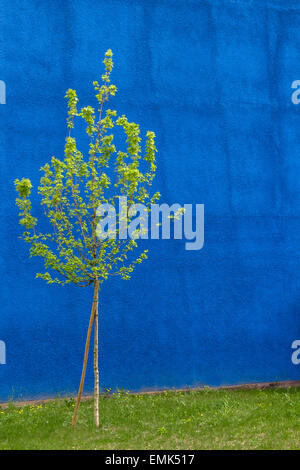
xmin=72 ymin=280 xmax=99 ymax=427
xmin=93 ymin=279 xmax=100 ymax=427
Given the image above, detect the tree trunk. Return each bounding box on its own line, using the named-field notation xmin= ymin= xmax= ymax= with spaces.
xmin=93 ymin=279 xmax=100 ymax=427
xmin=72 ymin=280 xmax=99 ymax=427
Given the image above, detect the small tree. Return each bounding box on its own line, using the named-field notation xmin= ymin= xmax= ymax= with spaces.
xmin=15 ymin=50 xmax=160 ymax=427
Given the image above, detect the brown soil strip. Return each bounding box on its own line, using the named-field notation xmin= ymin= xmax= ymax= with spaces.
xmin=1 ymin=379 xmax=300 ymax=409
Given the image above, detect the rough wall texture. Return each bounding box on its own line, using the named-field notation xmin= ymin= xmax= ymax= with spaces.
xmin=0 ymin=0 xmax=300 ymax=401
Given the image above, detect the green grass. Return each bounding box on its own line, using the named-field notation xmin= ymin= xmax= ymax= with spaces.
xmin=0 ymin=387 xmax=300 ymax=449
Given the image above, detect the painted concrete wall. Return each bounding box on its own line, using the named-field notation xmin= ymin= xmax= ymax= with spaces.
xmin=0 ymin=0 xmax=300 ymax=401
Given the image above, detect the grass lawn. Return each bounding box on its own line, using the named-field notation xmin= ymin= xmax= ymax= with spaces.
xmin=0 ymin=387 xmax=300 ymax=450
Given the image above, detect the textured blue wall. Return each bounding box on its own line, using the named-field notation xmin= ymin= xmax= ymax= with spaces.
xmin=0 ymin=0 xmax=300 ymax=401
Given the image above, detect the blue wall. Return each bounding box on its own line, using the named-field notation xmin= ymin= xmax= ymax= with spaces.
xmin=0 ymin=0 xmax=300 ymax=401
